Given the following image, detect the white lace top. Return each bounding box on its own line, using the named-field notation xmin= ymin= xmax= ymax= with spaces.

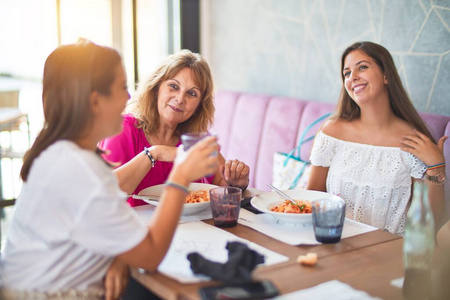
xmin=310 ymin=131 xmax=427 ymax=234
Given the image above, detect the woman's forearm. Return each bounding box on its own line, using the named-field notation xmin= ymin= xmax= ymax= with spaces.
xmin=116 ymin=185 xmax=186 ymax=271
xmin=425 ymin=171 xmax=446 ymax=231
xmin=114 ymin=152 xmax=152 ymax=194
xmin=306 ymin=165 xmax=329 ymax=192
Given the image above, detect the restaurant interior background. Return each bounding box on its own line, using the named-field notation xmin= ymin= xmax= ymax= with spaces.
xmin=0 ymin=0 xmax=449 ymax=248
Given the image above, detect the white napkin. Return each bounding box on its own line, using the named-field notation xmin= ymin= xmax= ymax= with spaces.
xmin=391 ymin=277 xmax=404 ymax=289
xmin=274 ymin=280 xmax=382 ymax=299
xmin=157 ymin=221 xmax=288 ymax=283
xmin=238 ymin=209 xmax=377 ymax=245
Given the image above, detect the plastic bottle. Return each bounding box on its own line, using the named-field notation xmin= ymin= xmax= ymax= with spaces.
xmin=402 ymin=180 xmax=434 ymax=300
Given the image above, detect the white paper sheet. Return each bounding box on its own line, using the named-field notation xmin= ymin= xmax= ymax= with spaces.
xmin=156 ymin=221 xmax=289 ymax=283
xmin=274 ymin=280 xmax=382 ymax=299
xmin=133 ymin=204 xmax=212 ymax=224
xmin=391 ymin=277 xmax=404 ymax=289
xmin=238 ymin=209 xmax=377 ymax=245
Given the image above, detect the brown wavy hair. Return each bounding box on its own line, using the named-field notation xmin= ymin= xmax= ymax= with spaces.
xmin=334 ymin=41 xmax=434 ymax=142
xmin=20 ymin=39 xmax=122 ymax=181
xmin=130 ymin=49 xmax=215 ymax=136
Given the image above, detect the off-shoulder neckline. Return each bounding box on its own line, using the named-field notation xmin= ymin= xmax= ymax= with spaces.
xmin=318 ymin=131 xmax=402 ymax=150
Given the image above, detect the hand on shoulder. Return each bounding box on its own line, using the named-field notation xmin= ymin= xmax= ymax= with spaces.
xmin=401 ymin=129 xmax=447 ymax=166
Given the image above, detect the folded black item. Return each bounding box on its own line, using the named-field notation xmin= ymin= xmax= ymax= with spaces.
xmin=241 ymin=197 xmax=263 ymax=214
xmin=187 ymin=241 xmax=265 ymax=283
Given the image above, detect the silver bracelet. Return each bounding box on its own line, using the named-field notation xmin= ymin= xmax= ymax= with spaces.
xmin=143 ymin=147 xmax=156 ymax=168
xmin=422 ymin=171 xmax=446 ymax=185
xmin=165 ymin=180 xmax=189 ymax=194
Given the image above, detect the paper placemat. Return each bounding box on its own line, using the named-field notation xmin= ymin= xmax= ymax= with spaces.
xmin=156 ymin=221 xmax=289 ymax=283
xmin=133 ymin=204 xmax=212 ymax=224
xmin=274 ymin=280 xmax=381 ymax=299
xmin=238 ymin=209 xmax=377 ymax=245
xmin=391 ymin=277 xmax=404 ymax=289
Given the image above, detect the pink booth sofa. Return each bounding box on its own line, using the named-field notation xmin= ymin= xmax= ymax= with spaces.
xmin=211 ymin=91 xmax=450 ymax=203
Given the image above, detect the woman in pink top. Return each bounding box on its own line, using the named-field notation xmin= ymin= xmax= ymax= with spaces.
xmin=99 ymin=50 xmax=250 ymax=206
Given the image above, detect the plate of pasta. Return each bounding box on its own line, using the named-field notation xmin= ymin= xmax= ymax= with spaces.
xmin=138 ymin=183 xmax=218 ymax=215
xmin=251 ymin=189 xmax=343 ymax=224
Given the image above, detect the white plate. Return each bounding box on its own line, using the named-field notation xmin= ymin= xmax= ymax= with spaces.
xmin=251 ymin=189 xmax=343 ymax=224
xmin=138 ymin=183 xmax=218 ymax=215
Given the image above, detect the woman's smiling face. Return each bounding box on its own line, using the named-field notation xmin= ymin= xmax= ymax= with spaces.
xmin=157 ymin=67 xmax=202 ymax=127
xmin=343 ymin=49 xmax=388 ymax=105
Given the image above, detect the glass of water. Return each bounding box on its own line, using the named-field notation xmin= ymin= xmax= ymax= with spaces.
xmin=312 ymin=197 xmax=346 ymax=243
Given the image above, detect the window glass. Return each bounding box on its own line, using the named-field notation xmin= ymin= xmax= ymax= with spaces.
xmin=135 ymin=0 xmax=170 ymax=82
xmin=59 ymin=0 xmax=112 ymax=46
xmin=0 ymin=0 xmax=178 ymax=200
xmin=0 ymin=0 xmax=58 ymax=79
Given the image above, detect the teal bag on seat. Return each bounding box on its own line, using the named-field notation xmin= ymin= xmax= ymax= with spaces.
xmin=272 ymin=113 xmax=331 ymax=190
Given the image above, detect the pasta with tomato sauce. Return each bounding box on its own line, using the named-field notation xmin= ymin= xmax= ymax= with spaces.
xmin=185 ymin=190 xmax=210 ymax=203
xmin=270 ymin=200 xmax=312 ymax=214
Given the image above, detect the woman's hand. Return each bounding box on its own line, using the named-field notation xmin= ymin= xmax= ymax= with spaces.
xmin=104 ymin=258 xmax=129 ymax=300
xmin=171 ymin=136 xmax=219 ymax=184
xmin=401 ymin=129 xmax=447 ymax=166
xmin=220 ymin=159 xmax=250 ymax=190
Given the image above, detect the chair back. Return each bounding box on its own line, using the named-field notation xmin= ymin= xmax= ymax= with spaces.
xmin=0 ymin=198 xmax=16 ymax=251
xmin=0 ymin=90 xmax=20 ymax=108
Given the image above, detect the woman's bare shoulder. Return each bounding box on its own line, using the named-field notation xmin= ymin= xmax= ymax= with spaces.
xmin=320 ymin=118 xmax=354 ymax=139
xmin=394 ymin=118 xmax=416 ymax=134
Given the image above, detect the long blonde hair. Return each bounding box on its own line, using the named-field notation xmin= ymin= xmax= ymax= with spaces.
xmin=131 ymin=49 xmax=215 ymax=136
xmin=20 ymin=40 xmax=122 ymax=181
xmin=334 ymin=41 xmax=434 ymax=142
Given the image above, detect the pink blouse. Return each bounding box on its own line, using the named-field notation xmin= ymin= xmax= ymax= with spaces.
xmin=99 ymin=114 xmax=214 ymax=206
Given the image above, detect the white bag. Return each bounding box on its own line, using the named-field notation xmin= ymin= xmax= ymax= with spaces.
xmin=272 ymin=113 xmax=330 ymax=190
xmin=272 ymin=153 xmax=312 ymax=190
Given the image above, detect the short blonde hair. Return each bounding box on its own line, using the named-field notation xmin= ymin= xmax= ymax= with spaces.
xmin=131 ymin=49 xmax=215 ymax=135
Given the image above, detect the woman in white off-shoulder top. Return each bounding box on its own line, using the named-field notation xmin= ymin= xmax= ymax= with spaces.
xmin=307 ymin=41 xmax=447 ymax=235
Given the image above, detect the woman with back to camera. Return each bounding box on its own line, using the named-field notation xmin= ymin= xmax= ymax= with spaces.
xmin=307 ymin=41 xmax=446 ymax=235
xmin=99 ymin=50 xmax=250 ymax=206
xmin=0 ymin=40 xmax=219 ymax=299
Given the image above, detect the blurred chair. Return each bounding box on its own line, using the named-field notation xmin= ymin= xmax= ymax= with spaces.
xmin=0 ymin=90 xmax=30 ymax=198
xmin=0 ymin=198 xmax=15 ymax=251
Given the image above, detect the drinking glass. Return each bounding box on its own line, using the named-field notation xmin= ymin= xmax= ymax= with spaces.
xmin=312 ymin=198 xmax=346 ymax=243
xmin=209 ymin=187 xmax=241 ymax=228
xmin=181 ymin=132 xmax=215 ymax=151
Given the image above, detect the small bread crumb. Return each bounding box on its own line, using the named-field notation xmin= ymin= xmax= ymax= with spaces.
xmin=297 ymin=252 xmax=318 ymax=266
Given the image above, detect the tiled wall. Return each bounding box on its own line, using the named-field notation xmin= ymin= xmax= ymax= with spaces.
xmin=202 ymin=0 xmax=450 ymax=115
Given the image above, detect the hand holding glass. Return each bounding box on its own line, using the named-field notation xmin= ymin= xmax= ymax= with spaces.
xmin=181 ymin=132 xmax=216 ymax=152
xmin=312 ymin=198 xmax=346 ymax=243
xmin=181 ymin=132 xmax=218 ymax=177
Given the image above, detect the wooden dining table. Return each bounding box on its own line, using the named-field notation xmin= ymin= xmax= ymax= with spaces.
xmin=131 ymin=189 xmax=405 ymax=300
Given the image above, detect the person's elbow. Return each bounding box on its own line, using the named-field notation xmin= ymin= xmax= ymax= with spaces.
xmin=117 ymin=234 xmax=166 ymax=272
xmin=306 ymin=165 xmax=329 ymax=192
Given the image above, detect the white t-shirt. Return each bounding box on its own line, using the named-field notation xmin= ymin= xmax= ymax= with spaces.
xmin=0 ymin=140 xmax=148 ymax=293
xmin=310 ymin=131 xmax=427 ymax=234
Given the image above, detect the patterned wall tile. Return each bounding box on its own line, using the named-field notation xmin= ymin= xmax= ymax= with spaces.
xmin=428 ymin=53 xmax=450 ymax=113
xmin=380 ymin=1 xmax=426 ymax=51
xmin=413 ymin=8 xmax=450 ymax=52
xmin=402 ymin=55 xmax=440 ymax=111
xmin=419 ymin=0 xmax=433 ymax=12
xmin=434 ymin=0 xmax=450 ymax=8
xmin=436 ymin=7 xmax=450 ymax=29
